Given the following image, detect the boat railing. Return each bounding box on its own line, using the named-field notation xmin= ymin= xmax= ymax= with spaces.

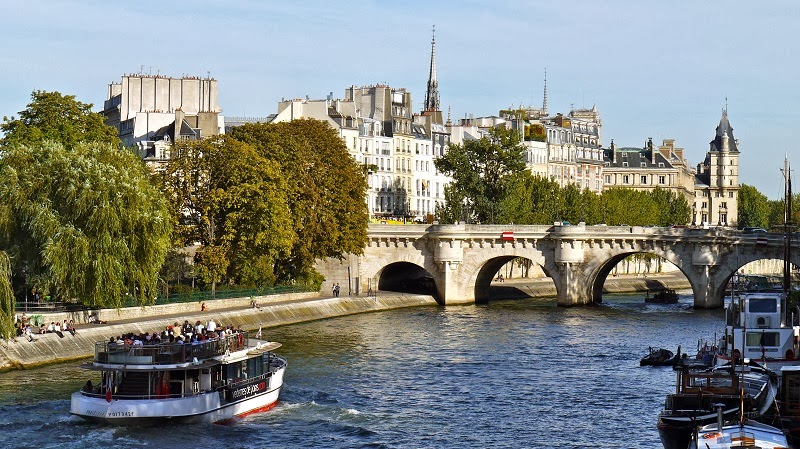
xmin=681 ymin=372 xmax=739 ymax=395
xmin=93 ymin=333 xmax=249 ymax=365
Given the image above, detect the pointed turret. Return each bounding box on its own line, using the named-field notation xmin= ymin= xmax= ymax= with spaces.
xmin=710 ymin=108 xmax=738 ymax=153
xmin=424 ymin=25 xmax=440 ymax=113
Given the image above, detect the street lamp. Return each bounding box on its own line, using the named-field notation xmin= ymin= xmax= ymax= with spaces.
xmin=462 ymin=197 xmax=469 ymax=224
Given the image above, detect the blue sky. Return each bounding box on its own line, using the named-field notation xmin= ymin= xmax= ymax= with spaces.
xmin=1 ymin=1 xmax=798 ymax=199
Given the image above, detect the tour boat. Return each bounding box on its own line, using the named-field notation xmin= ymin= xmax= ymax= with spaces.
xmin=70 ymin=332 xmax=286 ymax=424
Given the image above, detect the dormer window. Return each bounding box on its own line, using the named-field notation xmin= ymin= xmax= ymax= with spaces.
xmin=640 ymin=162 xmax=646 ymax=167
xmin=658 ymin=163 xmax=665 ymax=167
xmin=622 ymin=162 xmax=629 ymax=167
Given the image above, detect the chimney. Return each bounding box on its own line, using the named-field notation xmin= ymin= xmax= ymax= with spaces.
xmin=611 ymin=139 xmax=617 ymax=164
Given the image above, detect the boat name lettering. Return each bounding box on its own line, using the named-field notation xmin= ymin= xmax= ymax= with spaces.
xmin=107 ymin=411 xmax=135 ymax=417
xmin=232 ymin=381 xmax=267 ymax=400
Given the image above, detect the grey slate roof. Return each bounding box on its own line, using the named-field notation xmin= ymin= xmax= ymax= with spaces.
xmin=602 ymin=147 xmax=675 ymax=168
xmin=709 ymin=110 xmax=739 ymax=153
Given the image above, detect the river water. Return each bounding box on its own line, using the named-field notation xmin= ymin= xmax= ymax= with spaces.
xmin=0 ymin=292 xmax=723 ymax=449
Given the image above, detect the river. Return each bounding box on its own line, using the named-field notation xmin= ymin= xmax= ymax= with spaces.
xmin=0 ymin=291 xmax=722 ymax=449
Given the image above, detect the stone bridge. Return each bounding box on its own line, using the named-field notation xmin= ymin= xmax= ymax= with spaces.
xmin=316 ymin=224 xmax=799 ymax=308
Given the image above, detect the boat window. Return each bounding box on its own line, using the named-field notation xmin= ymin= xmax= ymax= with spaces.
xmin=248 ymin=357 xmax=263 ymax=378
xmin=746 ymin=332 xmax=780 ymax=347
xmin=748 ymin=297 xmax=777 ymax=313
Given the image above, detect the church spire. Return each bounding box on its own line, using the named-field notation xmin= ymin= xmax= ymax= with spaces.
xmin=424 ymin=25 xmax=440 ymax=112
xmin=542 ymin=68 xmax=548 ymax=116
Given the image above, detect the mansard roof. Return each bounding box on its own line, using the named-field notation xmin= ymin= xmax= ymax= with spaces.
xmin=709 ymin=110 xmax=739 ymax=153
xmin=602 ymin=147 xmax=675 ymax=169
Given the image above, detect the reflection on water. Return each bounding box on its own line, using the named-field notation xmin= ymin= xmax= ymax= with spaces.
xmin=0 ymin=291 xmax=721 ymax=449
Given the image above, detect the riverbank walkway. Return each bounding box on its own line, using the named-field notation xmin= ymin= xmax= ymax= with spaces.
xmin=1 ymin=273 xmax=690 ymax=371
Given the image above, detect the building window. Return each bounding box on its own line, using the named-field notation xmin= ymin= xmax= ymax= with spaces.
xmin=721 ymin=202 xmax=727 ymax=209
xmin=640 ymin=162 xmax=647 ymax=167
xmin=658 ymin=163 xmax=664 ymax=168
xmin=622 ymin=162 xmax=628 ymax=167
xmin=641 ymin=175 xmax=647 ymax=184
xmin=729 ymin=191 xmax=734 ymax=198
xmin=623 ymin=175 xmax=630 ymax=184
xmin=720 ymin=213 xmax=727 ymax=224
xmin=659 ymin=175 xmax=665 ymax=184
xmin=702 ymin=202 xmax=707 ymax=209
xmin=605 ymin=175 xmax=611 ymax=184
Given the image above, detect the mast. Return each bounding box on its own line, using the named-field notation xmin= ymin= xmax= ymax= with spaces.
xmin=783 ymin=158 xmax=793 ymax=322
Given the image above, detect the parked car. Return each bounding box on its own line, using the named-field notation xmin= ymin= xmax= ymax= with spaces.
xmin=742 ymin=227 xmax=768 ymax=233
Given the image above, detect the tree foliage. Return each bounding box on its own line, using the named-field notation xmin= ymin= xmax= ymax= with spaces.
xmin=1 ymin=90 xmax=118 ymax=150
xmin=161 ymin=136 xmax=294 ymax=288
xmin=738 ymin=184 xmax=771 ymax=229
xmin=435 ymin=126 xmax=527 ymax=223
xmin=0 ymin=142 xmax=172 ymax=308
xmin=0 ymin=251 xmax=13 ymax=340
xmin=484 ymin=172 xmax=692 ymax=226
xmin=227 ymin=119 xmax=369 ymax=284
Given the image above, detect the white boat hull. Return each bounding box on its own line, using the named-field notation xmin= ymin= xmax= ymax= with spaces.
xmin=71 ymin=365 xmax=284 ymax=424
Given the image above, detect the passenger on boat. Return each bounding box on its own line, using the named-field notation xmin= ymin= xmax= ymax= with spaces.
xmin=83 ymin=380 xmax=93 ymax=392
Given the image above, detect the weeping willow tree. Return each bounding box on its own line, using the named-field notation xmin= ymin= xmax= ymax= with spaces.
xmin=0 ymin=252 xmax=14 ymax=340
xmin=0 ymin=141 xmax=172 ymax=309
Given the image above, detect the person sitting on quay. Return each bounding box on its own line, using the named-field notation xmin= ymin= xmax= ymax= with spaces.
xmin=68 ymin=319 xmax=77 ymax=335
xmin=23 ymin=325 xmax=36 ymax=342
xmin=53 ymin=322 xmax=64 ymax=338
xmin=88 ymin=313 xmax=106 ymax=324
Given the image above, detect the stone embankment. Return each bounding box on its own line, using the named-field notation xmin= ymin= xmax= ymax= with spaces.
xmin=0 ymin=292 xmax=438 ymax=372
xmin=0 ymin=274 xmax=689 ymax=372
xmin=493 ymin=272 xmax=690 ymax=298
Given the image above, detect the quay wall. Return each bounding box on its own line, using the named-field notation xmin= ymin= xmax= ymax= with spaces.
xmin=0 ymin=274 xmax=689 ymax=372
xmin=0 ymin=294 xmax=438 ymax=372
xmin=21 ymin=292 xmax=320 ymax=326
xmin=503 ymin=273 xmax=691 ymax=298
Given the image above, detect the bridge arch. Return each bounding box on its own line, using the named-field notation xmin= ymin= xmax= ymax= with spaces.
xmin=461 ymin=246 xmax=562 ymax=304
xmin=377 ymin=261 xmax=438 ymax=298
xmin=707 ymin=249 xmax=800 ymax=304
xmin=582 ymin=248 xmax=695 ymax=304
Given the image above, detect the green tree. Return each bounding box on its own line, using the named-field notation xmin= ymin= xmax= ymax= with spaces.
xmin=227 ymin=120 xmax=369 ymax=284
xmin=1 ymin=90 xmax=118 ymax=150
xmin=0 ymin=251 xmax=13 ymax=340
xmin=0 ymin=142 xmax=172 ymax=308
xmin=435 ymin=126 xmax=527 ymax=223
xmin=737 ymin=184 xmax=771 ymax=229
xmin=162 ymin=136 xmax=294 ymax=290
xmin=648 ymin=187 xmax=691 ymax=226
xmin=601 ymin=188 xmax=660 ymax=226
